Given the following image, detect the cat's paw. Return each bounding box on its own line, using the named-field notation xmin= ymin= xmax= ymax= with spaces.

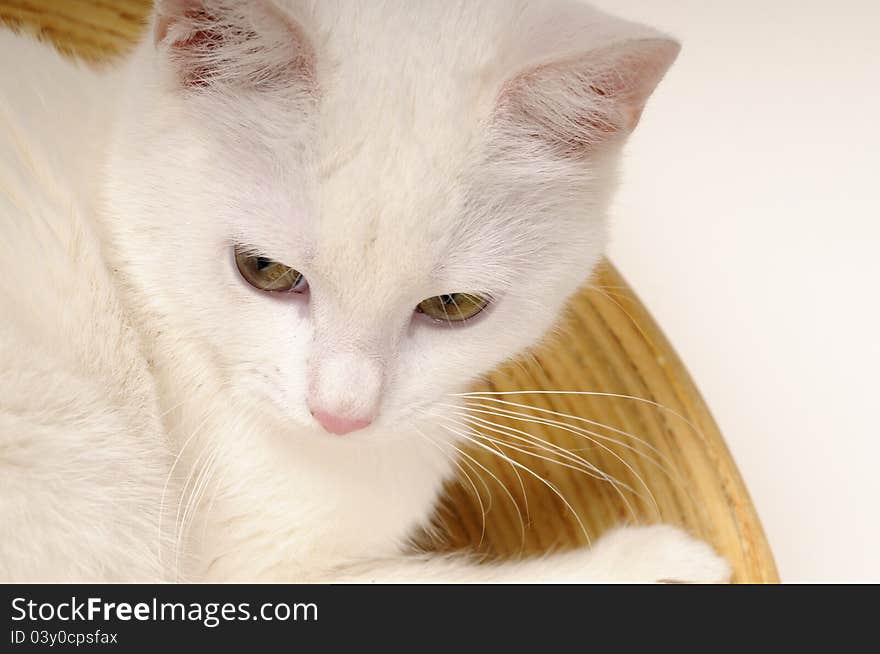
xmin=588 ymin=524 xmax=731 ymax=583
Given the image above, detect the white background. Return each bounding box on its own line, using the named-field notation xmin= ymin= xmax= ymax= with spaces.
xmin=590 ymin=0 xmax=880 ymax=582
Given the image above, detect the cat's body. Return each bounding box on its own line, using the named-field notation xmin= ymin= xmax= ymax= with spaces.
xmin=0 ymin=0 xmax=728 ymax=583
xmin=0 ymin=32 xmax=171 ymax=579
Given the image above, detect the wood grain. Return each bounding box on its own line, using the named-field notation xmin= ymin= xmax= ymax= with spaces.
xmin=1 ymin=0 xmax=778 ymax=583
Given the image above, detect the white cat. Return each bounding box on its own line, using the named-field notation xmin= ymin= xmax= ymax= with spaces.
xmin=0 ymin=0 xmax=729 ymax=583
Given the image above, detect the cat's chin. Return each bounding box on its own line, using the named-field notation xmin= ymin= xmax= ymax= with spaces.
xmin=299 ymin=422 xmax=412 ymax=447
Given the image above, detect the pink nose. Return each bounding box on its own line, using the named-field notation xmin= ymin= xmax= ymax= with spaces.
xmin=311 ymin=410 xmax=372 ymax=435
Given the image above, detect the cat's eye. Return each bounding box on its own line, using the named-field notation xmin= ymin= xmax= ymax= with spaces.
xmin=416 ymin=293 xmax=490 ymax=323
xmin=235 ymin=248 xmax=308 ymax=293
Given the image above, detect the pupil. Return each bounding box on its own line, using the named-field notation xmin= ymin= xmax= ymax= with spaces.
xmin=256 ymin=256 xmax=271 ymax=270
xmin=441 ymin=294 xmax=456 ymax=305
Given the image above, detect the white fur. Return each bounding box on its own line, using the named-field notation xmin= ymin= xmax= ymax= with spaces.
xmin=0 ymin=0 xmax=727 ymax=583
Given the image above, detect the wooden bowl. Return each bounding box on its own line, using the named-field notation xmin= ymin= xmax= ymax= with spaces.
xmin=1 ymin=0 xmax=778 ymax=583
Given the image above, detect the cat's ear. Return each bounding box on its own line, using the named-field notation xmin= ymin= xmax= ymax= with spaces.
xmin=152 ymin=0 xmax=315 ymax=91
xmin=495 ymin=10 xmax=679 ymax=156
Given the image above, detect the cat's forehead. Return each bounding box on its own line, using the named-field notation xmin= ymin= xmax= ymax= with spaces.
xmin=314 ymin=56 xmax=491 ymax=194
xmin=308 ymin=1 xmax=516 ymax=164
xmin=307 ymin=108 xmax=487 ymax=288
xmin=308 ymin=171 xmax=462 ymax=296
xmin=301 ymin=20 xmax=508 ymax=284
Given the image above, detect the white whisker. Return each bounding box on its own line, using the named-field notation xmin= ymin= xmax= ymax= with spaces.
xmin=438 ymin=407 xmax=629 ymax=490
xmin=435 ymin=409 xmax=641 ymax=523
xmin=416 ymin=419 xmax=530 ymax=546
xmin=456 ymin=400 xmax=673 ymax=511
xmin=174 ymin=441 xmax=220 ymax=580
xmin=158 ymin=406 xmax=215 ymax=573
xmin=459 ymin=396 xmax=678 ymax=481
xmin=411 ymin=425 xmax=488 ymax=546
xmin=436 ymin=421 xmax=592 ymax=545
xmin=478 ymin=437 xmax=530 ymax=544
xmin=451 ymin=390 xmax=704 ymax=438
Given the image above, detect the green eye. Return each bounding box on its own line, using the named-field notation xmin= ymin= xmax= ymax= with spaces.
xmin=416 ymin=293 xmax=490 ymax=323
xmin=235 ymin=248 xmax=307 ymax=293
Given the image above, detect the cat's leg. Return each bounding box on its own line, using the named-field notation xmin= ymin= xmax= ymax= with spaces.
xmin=321 ymin=525 xmax=730 ymax=583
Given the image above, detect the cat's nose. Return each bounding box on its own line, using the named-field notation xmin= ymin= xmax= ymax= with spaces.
xmin=310 ymin=410 xmax=372 ymax=435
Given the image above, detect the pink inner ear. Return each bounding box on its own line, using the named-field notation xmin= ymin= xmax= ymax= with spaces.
xmin=153 ymin=0 xmax=316 ymax=91
xmin=586 ymin=40 xmax=681 ymax=131
xmin=153 ymin=0 xmax=210 ymax=45
xmin=496 ymin=39 xmax=680 ymax=157
xmin=497 ymin=66 xmax=619 ymax=156
xmin=156 ymin=5 xmax=229 ymax=88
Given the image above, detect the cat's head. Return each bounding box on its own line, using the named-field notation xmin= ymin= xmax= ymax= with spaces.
xmin=106 ymin=0 xmax=677 ymax=441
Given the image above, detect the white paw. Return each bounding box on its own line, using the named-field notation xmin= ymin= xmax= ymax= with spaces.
xmin=587 ymin=524 xmax=731 ymax=583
